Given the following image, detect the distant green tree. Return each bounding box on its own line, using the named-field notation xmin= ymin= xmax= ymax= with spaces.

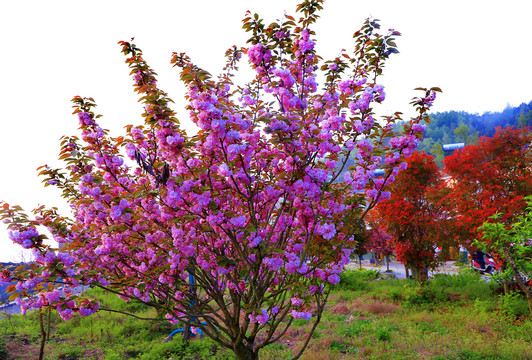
xmin=442 ymin=132 xmax=451 ymax=145
xmin=518 ymin=107 xmax=532 ymax=128
xmin=430 ymin=142 xmax=444 ymax=165
xmin=454 ymin=123 xmax=468 ymax=143
xmin=465 ymin=131 xmax=479 ymax=145
xmin=419 ymin=137 xmax=435 ymax=155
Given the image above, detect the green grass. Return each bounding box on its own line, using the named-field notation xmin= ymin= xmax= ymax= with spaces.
xmin=0 ymin=270 xmax=530 ymax=359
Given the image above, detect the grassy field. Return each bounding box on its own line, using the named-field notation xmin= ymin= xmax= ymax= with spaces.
xmin=0 ymin=269 xmax=531 ymax=360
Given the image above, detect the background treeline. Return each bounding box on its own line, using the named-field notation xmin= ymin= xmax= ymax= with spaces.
xmin=337 ymin=100 xmax=532 ymax=177
xmin=416 ymin=100 xmax=532 ymax=164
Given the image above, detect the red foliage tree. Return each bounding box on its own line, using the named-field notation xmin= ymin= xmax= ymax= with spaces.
xmin=370 ymin=151 xmax=450 ymax=281
xmin=366 ymin=224 xmax=394 ymax=271
xmin=443 ymin=126 xmax=532 ymax=245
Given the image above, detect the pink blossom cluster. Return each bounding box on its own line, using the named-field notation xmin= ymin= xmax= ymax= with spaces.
xmin=8 ymin=227 xmax=39 ymax=249
xmin=247 ymin=44 xmax=272 ymax=68
xmin=0 ymin=269 xmax=13 ymax=286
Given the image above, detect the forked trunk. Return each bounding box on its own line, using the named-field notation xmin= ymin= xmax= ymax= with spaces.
xmin=234 ymin=342 xmax=258 ymax=360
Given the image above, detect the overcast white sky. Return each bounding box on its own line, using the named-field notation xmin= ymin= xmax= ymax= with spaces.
xmin=1 ymin=0 xmax=531 ymax=262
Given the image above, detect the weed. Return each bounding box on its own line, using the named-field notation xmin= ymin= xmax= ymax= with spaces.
xmin=57 ymin=346 xmax=83 ymax=360
xmin=388 ymin=288 xmax=405 ymax=302
xmin=261 ymin=343 xmax=292 ymax=360
xmin=416 ymin=320 xmax=449 ymax=335
xmin=329 ymin=340 xmax=357 ymax=354
xmin=341 ymin=319 xmax=371 ymax=337
xmin=503 ymin=319 xmax=532 ymax=342
xmin=0 ymin=336 xmax=6 ymax=360
xmin=375 ymin=327 xmax=392 ymax=341
xmin=266 ymin=342 xmax=287 ymax=351
xmin=453 ymin=349 xmax=510 ymax=359
xmin=473 ymin=298 xmax=496 ymax=313
xmin=500 ymin=292 xmax=530 ymax=318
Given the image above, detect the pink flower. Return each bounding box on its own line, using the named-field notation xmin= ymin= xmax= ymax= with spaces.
xmin=291 ymin=310 xmax=312 ymax=320
xmin=256 ymin=309 xmax=270 ymax=324
xmin=327 ymin=274 xmax=340 ymax=285
xmin=229 ymin=216 xmax=246 ymax=227
xmin=248 ymin=44 xmax=272 ymax=66
xmin=291 ymin=297 xmax=304 ymax=306
xmin=263 ymin=257 xmax=283 ymax=271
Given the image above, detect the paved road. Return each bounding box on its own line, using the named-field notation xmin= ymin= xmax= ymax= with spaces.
xmin=0 ymin=301 xmax=21 ymax=318
xmin=347 ymin=259 xmax=461 ymax=279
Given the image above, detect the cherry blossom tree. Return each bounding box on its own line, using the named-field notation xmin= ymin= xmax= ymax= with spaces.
xmin=0 ymin=2 xmax=437 ymax=359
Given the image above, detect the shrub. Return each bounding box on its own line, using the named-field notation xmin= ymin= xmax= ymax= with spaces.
xmin=337 ymin=269 xmax=381 ymax=291
xmin=473 ymin=298 xmax=496 ymax=313
xmin=435 ymin=271 xmax=496 ymax=298
xmin=375 ymin=327 xmax=392 ymax=341
xmin=500 ymin=292 xmax=530 ymax=318
xmin=0 ymin=337 xmax=7 ymax=360
xmin=405 ymin=286 xmax=436 ymax=307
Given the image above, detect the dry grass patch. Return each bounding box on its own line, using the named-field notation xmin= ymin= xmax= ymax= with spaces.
xmin=360 ymin=301 xmax=398 ymax=315
xmin=408 ymin=311 xmax=433 ymax=324
xmin=330 ymin=302 xmax=351 ymax=315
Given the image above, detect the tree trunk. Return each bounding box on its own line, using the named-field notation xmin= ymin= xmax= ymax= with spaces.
xmin=411 ymin=267 xmax=419 ymax=281
xmin=46 ymin=307 xmax=52 ymax=341
xmin=411 ymin=267 xmax=428 ymax=283
xmin=404 ymin=265 xmax=410 ymax=279
xmin=234 ymin=342 xmax=258 ymax=360
xmin=386 ymin=256 xmax=390 ymax=272
xmin=524 ymin=288 xmax=532 ymax=318
xmin=39 ymin=310 xmax=47 ymax=360
xmin=183 ymin=324 xmax=191 ymax=342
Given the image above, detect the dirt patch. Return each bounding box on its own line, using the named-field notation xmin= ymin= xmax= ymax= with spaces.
xmin=466 ymin=322 xmax=494 ymax=336
xmin=79 ymin=348 xmax=104 ymax=359
xmin=5 ymin=336 xmax=40 ymax=360
xmin=3 ymin=335 xmax=104 ymax=360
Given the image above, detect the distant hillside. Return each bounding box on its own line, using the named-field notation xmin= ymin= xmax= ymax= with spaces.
xmin=417 ymin=101 xmax=532 ymax=164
